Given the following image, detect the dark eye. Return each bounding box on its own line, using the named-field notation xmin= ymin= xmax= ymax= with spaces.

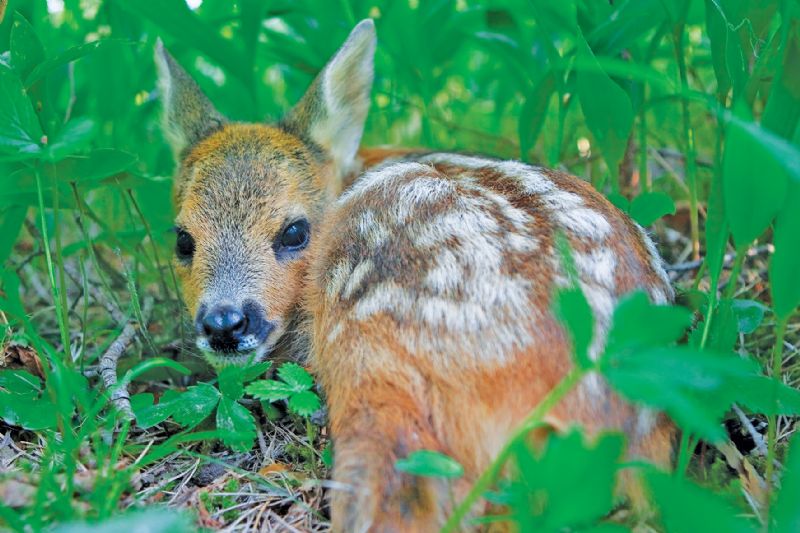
xmin=175 ymin=229 xmax=195 ymax=260
xmin=279 ymin=219 xmax=310 ymax=250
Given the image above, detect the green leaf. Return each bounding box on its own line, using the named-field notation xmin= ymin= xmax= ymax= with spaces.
xmin=0 ymin=205 xmax=26 ymax=266
xmin=245 ymin=380 xmax=294 ymax=402
xmin=705 ymin=159 xmax=728 ymax=288
xmin=762 ymin=28 xmax=800 ymax=140
xmin=287 ymin=390 xmax=321 ymax=417
xmin=646 ymin=471 xmax=756 ymax=533
xmin=553 ymin=286 xmax=594 ymax=368
xmin=723 ymin=105 xmax=789 ymax=248
xmin=607 ymin=193 xmax=630 ymax=213
xmin=604 ymin=292 xmax=692 ymax=354
xmin=508 ymin=430 xmax=623 ymax=531
xmin=518 ymin=72 xmax=555 ymax=161
xmin=730 ymin=299 xmax=767 ymax=334
xmin=131 ymin=390 xmax=181 ymax=429
xmin=117 ymin=0 xmax=251 ymax=86
xmin=576 ymin=37 xmax=633 ymax=188
xmin=0 ymin=369 xmax=42 ymax=396
xmin=732 ymin=375 xmax=800 ymax=417
xmin=10 ymin=13 xmax=45 ymax=80
xmin=25 ymin=40 xmax=112 ymax=87
xmin=629 ymin=192 xmax=676 ymax=226
xmin=218 ymin=366 xmax=244 ymax=401
xmin=0 ymin=65 xmax=42 ymax=157
xmin=277 ymin=362 xmax=314 ymax=392
xmin=44 ymin=117 xmax=97 ymax=161
xmin=216 ymin=397 xmax=256 ymax=452
xmin=240 ymin=361 xmax=272 ymax=383
xmin=770 ymin=180 xmax=800 ymax=319
xmin=395 ymin=449 xmax=464 ymax=479
xmin=773 ymin=432 xmax=800 ymax=532
xmin=171 ymin=383 xmax=220 ymax=428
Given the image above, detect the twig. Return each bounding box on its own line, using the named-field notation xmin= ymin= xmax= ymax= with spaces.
xmin=99 ymin=297 xmax=153 ymax=419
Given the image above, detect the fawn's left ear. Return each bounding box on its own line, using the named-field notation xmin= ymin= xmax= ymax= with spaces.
xmin=282 ymin=19 xmax=376 ymax=184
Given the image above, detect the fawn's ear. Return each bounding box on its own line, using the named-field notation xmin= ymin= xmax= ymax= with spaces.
xmin=282 ymin=19 xmax=376 ymax=181
xmin=155 ymin=39 xmax=227 ymax=159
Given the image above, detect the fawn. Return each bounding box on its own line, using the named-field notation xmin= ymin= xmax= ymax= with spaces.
xmin=157 ymin=19 xmax=674 ymax=532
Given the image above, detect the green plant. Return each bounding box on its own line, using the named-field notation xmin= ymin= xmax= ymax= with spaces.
xmin=0 ymin=0 xmax=798 ymax=530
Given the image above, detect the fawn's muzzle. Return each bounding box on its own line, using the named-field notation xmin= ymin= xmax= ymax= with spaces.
xmin=196 ymin=301 xmax=273 ymax=353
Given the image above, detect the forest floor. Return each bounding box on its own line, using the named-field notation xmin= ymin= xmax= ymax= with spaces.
xmin=1 ymin=205 xmax=797 ymax=531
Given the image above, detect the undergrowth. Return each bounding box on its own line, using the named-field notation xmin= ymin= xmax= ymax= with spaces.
xmin=0 ymin=0 xmax=798 ymax=531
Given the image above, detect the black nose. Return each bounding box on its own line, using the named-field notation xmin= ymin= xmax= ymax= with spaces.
xmin=199 ymin=305 xmax=247 ymax=352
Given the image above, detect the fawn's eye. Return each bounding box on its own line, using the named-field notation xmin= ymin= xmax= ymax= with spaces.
xmin=279 ymin=219 xmax=310 ymax=251
xmin=175 ymin=229 xmax=195 ymax=260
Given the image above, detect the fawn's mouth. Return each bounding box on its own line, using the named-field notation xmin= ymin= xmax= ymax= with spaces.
xmin=195 ymin=335 xmax=275 ymax=368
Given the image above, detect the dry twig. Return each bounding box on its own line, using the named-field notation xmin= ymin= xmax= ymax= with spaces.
xmin=99 ymin=297 xmax=153 ymax=419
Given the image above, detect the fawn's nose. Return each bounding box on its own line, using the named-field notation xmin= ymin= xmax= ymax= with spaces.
xmin=199 ymin=305 xmax=247 ymax=352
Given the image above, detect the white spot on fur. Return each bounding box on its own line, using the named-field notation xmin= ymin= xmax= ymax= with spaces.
xmin=636 ymin=225 xmax=673 ymax=300
xmin=356 ymin=210 xmax=389 ymax=249
xmin=327 ymin=321 xmax=344 ymax=343
xmin=574 ymin=248 xmax=617 ymax=289
xmin=636 ymin=408 xmax=657 ymax=436
xmin=327 ymin=259 xmax=353 ymax=298
xmin=343 ymin=259 xmax=373 ymax=299
xmin=340 ymin=162 xmax=428 ymax=204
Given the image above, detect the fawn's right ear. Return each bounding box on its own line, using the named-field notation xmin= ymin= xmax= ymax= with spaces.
xmin=155 ymin=39 xmax=227 ymax=160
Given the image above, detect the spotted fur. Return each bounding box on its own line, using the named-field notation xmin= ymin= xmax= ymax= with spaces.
xmin=158 ymin=20 xmax=675 ymax=533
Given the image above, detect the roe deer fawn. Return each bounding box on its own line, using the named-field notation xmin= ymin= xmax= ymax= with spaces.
xmin=157 ymin=19 xmax=674 ymax=532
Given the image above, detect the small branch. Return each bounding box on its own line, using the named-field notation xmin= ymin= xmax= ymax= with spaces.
xmin=99 ymin=297 xmax=153 ymax=419
xmin=732 ymin=403 xmax=768 ymax=456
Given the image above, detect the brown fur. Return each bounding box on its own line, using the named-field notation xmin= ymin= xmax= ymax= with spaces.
xmin=158 ymin=20 xmax=675 ymax=532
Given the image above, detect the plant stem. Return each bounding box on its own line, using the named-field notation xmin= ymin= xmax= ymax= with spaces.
xmin=676 ymin=431 xmax=695 ymax=477
xmin=34 ymin=167 xmax=71 ymax=355
xmin=723 ymin=246 xmax=746 ymax=301
xmin=765 ymin=316 xmax=788 ymax=523
xmin=673 ymin=24 xmax=700 ymax=260
xmin=441 ymin=366 xmax=585 ymax=532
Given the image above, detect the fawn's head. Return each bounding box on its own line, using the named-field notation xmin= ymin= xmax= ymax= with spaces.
xmin=156 ymin=20 xmax=376 ymax=367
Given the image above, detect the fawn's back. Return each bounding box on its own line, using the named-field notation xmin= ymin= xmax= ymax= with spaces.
xmin=307 ymin=153 xmax=675 ymax=531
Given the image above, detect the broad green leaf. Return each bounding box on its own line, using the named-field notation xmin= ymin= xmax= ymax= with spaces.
xmin=732 ymin=375 xmax=800 ymax=417
xmin=171 ymin=383 xmax=220 ymax=428
xmin=508 ymin=430 xmax=623 ymax=531
xmin=0 ymin=389 xmax=57 ymax=430
xmin=604 ymin=292 xmax=692 ymax=354
xmin=0 ymin=65 xmax=42 ymax=157
xmin=131 ymin=390 xmax=181 ymax=429
xmin=554 ymin=287 xmax=594 ymax=368
xmin=770 ymin=180 xmax=800 ymax=319
xmin=576 ymin=37 xmax=633 ymax=189
xmin=395 ymin=449 xmax=464 ymax=479
xmin=586 ymin=0 xmax=667 ymax=55
xmin=246 ymin=380 xmax=294 ymax=402
xmin=277 ymin=362 xmax=313 ymax=392
xmin=730 ymin=299 xmax=767 ymax=334
xmin=44 ymin=117 xmax=96 ymax=161
xmin=10 ymin=13 xmax=45 ymax=80
xmin=762 ymin=28 xmax=800 ymax=140
xmin=0 ymin=205 xmax=26 ymax=265
xmin=216 ymin=396 xmax=256 ymax=452
xmin=773 ymin=432 xmax=800 ymax=532
xmin=629 ymin=192 xmax=676 ymax=226
xmin=723 ymin=106 xmax=789 ymax=248
xmin=0 ymin=369 xmax=42 ymax=396
xmin=25 ymin=40 xmax=112 ymax=87
xmin=647 ymin=471 xmax=756 ymax=533
xmin=287 ymin=390 xmax=321 ymax=417
xmin=607 ymin=193 xmax=630 ymax=213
